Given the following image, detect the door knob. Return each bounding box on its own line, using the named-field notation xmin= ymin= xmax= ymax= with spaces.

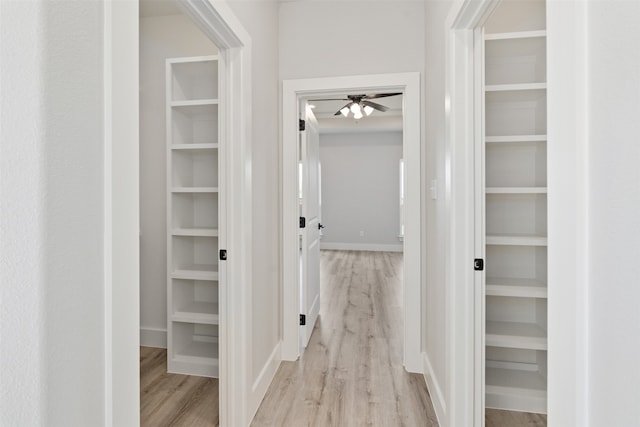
xmin=318 ymin=223 xmax=325 ymax=230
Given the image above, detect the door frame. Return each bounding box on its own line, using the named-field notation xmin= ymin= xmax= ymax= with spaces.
xmin=281 ymin=73 xmax=423 ymax=373
xmin=105 ymin=1 xmax=253 ymax=425
xmin=444 ymin=1 xmax=498 ymax=425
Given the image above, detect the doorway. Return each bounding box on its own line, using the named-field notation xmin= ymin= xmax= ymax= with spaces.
xmin=281 ymin=73 xmax=422 ymax=373
xmin=107 ymin=1 xmax=252 ymax=425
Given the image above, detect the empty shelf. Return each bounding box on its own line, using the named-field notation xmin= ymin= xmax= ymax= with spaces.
xmin=486 ymin=234 xmax=547 ymax=246
xmin=172 ymin=227 xmax=219 ymax=237
xmin=172 ymin=264 xmax=219 ymax=281
xmin=486 ymin=277 xmax=547 ymax=298
xmin=486 ymin=321 xmax=547 ymax=350
xmin=173 ymin=301 xmax=219 ymax=325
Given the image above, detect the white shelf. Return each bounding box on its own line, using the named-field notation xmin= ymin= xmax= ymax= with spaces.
xmin=173 ymin=302 xmax=219 ymax=325
xmin=486 ymin=83 xmax=546 ymax=92
xmin=172 ymin=264 xmax=218 ymax=281
xmin=172 ymin=227 xmax=219 ymax=237
xmin=486 ymin=366 xmax=547 ymax=414
xmin=167 ymin=56 xmax=221 ymax=379
xmin=486 ymin=277 xmax=547 ymax=298
xmin=171 ymin=99 xmax=219 ymax=107
xmin=486 ymin=234 xmax=547 ymax=246
xmin=175 ymin=338 xmax=218 ymax=362
xmin=486 ymin=321 xmax=547 ymax=350
xmin=171 ymin=187 xmax=219 ymax=193
xmin=486 ymin=187 xmax=547 ymax=194
xmin=171 ymin=143 xmax=219 ymax=151
xmin=485 ymin=135 xmax=547 ymax=144
xmin=170 ymin=339 xmax=219 ymax=378
xmin=485 ymin=30 xmax=547 ymax=41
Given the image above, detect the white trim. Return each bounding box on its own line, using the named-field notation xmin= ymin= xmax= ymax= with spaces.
xmin=282 ymin=73 xmax=423 ymax=374
xmin=249 ymin=342 xmax=281 ymax=421
xmin=103 ymin=2 xmax=113 ymax=425
xmin=445 ymin=1 xmax=499 ymax=426
xmin=320 ymin=243 xmax=403 ymax=252
xmin=104 ymin=1 xmax=139 ymax=426
xmin=423 ymin=352 xmax=446 ymax=426
xmin=546 ymin=2 xmax=589 ymax=425
xmin=140 ymin=327 xmax=167 ymax=348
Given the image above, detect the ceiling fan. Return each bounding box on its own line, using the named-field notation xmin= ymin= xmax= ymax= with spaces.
xmin=311 ymin=93 xmax=402 ymax=119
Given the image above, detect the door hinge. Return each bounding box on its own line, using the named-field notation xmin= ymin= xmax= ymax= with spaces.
xmin=220 ymin=249 xmax=227 ymax=261
xmin=299 ymin=217 xmax=306 ymax=228
xmin=299 ymin=314 xmax=306 ymax=326
xmin=474 ymin=258 xmax=484 ymax=271
xmin=299 ymin=119 xmax=306 ymax=131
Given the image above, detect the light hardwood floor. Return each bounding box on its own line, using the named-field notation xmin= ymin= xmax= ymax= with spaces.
xmin=252 ymin=250 xmax=439 ymax=426
xmin=141 ymin=250 xmax=546 ymax=427
xmin=140 ymin=346 xmax=219 ymax=427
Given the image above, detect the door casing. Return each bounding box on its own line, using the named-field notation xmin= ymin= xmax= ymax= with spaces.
xmin=281 ymin=73 xmax=423 ymax=373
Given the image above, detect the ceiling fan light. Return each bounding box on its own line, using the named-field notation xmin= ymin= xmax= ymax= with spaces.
xmin=354 ymin=111 xmax=363 ymax=120
xmin=340 ymin=106 xmax=350 ymax=117
xmin=350 ymin=103 xmax=361 ymax=114
xmin=363 ymin=105 xmax=374 ymax=116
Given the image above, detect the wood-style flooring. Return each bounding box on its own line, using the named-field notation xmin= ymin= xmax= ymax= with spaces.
xmin=140 ymin=346 xmax=219 ymax=427
xmin=141 ymin=249 xmax=546 ymax=427
xmin=252 ymin=250 xmax=439 ymax=426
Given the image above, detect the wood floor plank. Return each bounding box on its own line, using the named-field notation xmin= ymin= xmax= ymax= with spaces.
xmin=251 ymin=250 xmax=439 ymax=427
xmin=485 ymin=408 xmax=547 ymax=427
xmin=140 ymin=347 xmax=219 ymax=427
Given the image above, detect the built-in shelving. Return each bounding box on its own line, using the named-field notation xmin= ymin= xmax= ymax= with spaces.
xmin=167 ymin=55 xmax=220 ymax=378
xmin=485 ymin=83 xmax=546 ymax=92
xmin=486 ymin=277 xmax=547 ymax=298
xmin=484 ymin=30 xmax=546 ymax=41
xmin=172 ymin=187 xmax=219 ymax=193
xmin=486 ymin=321 xmax=547 ymax=350
xmin=482 ymin=0 xmax=548 ymax=415
xmin=486 ymin=234 xmax=547 ymax=246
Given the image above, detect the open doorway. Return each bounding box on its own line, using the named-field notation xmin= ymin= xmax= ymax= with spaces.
xmin=281 ymin=73 xmax=423 ymax=373
xmin=138 ymin=2 xmax=221 ymax=425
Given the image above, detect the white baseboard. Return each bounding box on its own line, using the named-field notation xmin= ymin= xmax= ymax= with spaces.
xmin=423 ymin=351 xmax=446 ymax=426
xmin=140 ymin=327 xmax=167 ymax=348
xmin=248 ymin=341 xmax=282 ymax=423
xmin=320 ymin=242 xmax=403 ymax=252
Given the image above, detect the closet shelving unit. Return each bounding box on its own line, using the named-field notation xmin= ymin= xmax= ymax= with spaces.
xmin=166 ymin=56 xmax=220 ymax=378
xmin=482 ymin=2 xmax=548 ymax=414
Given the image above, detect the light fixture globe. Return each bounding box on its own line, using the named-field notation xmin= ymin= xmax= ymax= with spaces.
xmin=363 ymin=105 xmax=374 ymax=116
xmin=340 ymin=106 xmax=350 ymax=117
xmin=350 ymin=103 xmax=361 ymax=115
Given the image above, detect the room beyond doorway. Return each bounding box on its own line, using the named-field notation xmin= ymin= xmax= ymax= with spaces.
xmin=281 ymin=73 xmax=423 ymax=373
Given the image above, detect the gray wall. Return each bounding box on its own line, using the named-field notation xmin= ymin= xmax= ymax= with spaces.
xmin=139 ymin=13 xmax=217 ymax=347
xmin=319 ymin=131 xmax=403 ymax=251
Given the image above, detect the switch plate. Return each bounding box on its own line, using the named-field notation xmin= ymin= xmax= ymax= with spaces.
xmin=430 ymin=179 xmax=437 ymax=200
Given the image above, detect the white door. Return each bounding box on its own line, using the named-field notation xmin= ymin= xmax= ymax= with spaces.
xmin=300 ymin=103 xmax=321 ymax=348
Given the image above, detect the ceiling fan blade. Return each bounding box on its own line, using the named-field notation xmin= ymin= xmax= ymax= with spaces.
xmin=361 ymin=100 xmax=389 ymax=112
xmin=364 ymin=92 xmax=402 ymax=100
xmin=334 ymin=102 xmax=353 ymax=116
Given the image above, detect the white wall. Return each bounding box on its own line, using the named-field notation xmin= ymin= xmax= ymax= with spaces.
xmin=319 ymin=131 xmax=403 ymax=251
xmin=0 ymin=0 xmax=106 ymax=425
xmin=225 ymin=1 xmax=282 ymax=420
xmin=279 ymin=1 xmax=425 ymax=80
xmin=139 ymin=13 xmax=217 ymax=347
xmin=585 ymin=2 xmax=640 ymax=425
xmin=423 ymin=1 xmax=453 ymax=422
